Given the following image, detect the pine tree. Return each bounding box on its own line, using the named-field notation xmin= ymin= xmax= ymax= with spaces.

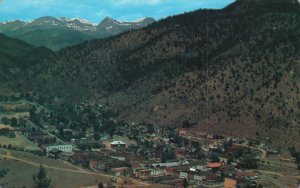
xmin=183 ymin=178 xmax=189 ymax=188
xmin=98 ymin=182 xmax=104 ymax=188
xmin=33 ymin=165 xmax=51 ymax=188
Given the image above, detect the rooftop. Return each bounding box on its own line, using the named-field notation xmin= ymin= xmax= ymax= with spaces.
xmin=151 ymin=162 xmax=179 ymax=168
xmin=207 ymin=162 xmax=222 ymax=168
xmin=111 ymin=140 xmax=126 ymax=145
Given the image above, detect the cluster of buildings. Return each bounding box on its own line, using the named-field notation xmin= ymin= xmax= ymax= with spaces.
xmin=0 ymin=102 xmax=276 ymax=187
xmin=37 ymin=122 xmax=264 ymax=187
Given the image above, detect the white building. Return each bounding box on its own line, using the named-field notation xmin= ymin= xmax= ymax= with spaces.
xmin=46 ymin=144 xmax=73 ymax=153
xmin=180 ymin=172 xmax=188 ymax=179
xmin=111 ymin=140 xmax=126 ymax=148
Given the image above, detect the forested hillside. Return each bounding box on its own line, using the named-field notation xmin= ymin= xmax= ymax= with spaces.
xmin=0 ymin=34 xmax=53 ymax=83
xmin=11 ymin=0 xmax=300 ymax=149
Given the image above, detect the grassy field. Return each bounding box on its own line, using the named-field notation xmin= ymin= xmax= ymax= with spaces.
xmin=0 ymin=158 xmax=111 ymax=188
xmin=0 ymin=124 xmax=14 ymax=130
xmin=0 ymin=100 xmax=31 ymax=111
xmin=257 ymin=154 xmax=299 ymax=188
xmin=0 ymin=97 xmax=32 ymax=119
xmin=10 ymin=150 xmax=78 ymax=170
xmin=0 ymin=111 xmax=30 ymax=119
xmin=0 ymin=124 xmax=39 ymax=150
xmin=0 ymin=149 xmax=153 ymax=188
xmin=259 ymin=154 xmax=298 ymax=176
xmin=0 ymin=85 xmax=14 ymax=96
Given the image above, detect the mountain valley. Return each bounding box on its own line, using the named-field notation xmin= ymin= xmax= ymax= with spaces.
xmin=1 ymin=0 xmax=300 ymax=187
xmin=3 ymin=0 xmax=298 ymax=150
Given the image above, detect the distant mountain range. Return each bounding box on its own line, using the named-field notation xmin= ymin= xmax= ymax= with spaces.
xmin=0 ymin=16 xmax=155 ymax=50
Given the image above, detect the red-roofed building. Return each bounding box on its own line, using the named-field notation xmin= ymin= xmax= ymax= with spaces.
xmin=207 ymin=162 xmax=222 ymax=169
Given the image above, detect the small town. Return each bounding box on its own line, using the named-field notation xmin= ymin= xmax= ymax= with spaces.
xmin=1 ymin=102 xmax=298 ymax=188
xmin=1 ymin=0 xmax=300 ymax=187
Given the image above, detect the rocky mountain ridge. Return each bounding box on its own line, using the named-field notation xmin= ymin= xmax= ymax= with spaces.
xmin=0 ymin=16 xmax=155 ymax=50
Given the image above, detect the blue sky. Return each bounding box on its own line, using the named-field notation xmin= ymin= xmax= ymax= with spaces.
xmin=0 ymin=0 xmax=234 ymax=23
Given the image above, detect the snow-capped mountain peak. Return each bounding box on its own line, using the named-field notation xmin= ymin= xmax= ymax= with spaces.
xmin=0 ymin=20 xmax=28 ymax=25
xmin=24 ymin=16 xmax=97 ymax=32
xmin=100 ymin=16 xmax=155 ymax=25
xmin=59 ymin=17 xmax=97 ymax=26
xmin=0 ymin=16 xmax=155 ymax=35
xmin=96 ymin=16 xmax=155 ymax=34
